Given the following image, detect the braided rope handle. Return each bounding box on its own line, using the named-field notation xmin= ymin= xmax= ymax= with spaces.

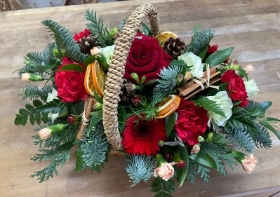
xmin=102 ymin=4 xmax=159 ymax=150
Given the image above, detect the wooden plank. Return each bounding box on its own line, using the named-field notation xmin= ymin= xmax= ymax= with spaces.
xmin=0 ymin=0 xmax=280 ymax=196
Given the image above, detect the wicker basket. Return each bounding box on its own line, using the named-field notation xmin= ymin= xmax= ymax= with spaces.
xmin=101 ymin=4 xmax=160 ymax=151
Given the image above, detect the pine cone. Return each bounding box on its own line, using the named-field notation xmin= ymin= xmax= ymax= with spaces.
xmin=78 ymin=35 xmax=102 ymax=55
xmin=119 ymin=79 xmax=136 ymax=104
xmin=163 ymin=37 xmax=186 ymax=59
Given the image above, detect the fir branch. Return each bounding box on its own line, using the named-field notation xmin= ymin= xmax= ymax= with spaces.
xmin=75 ymin=122 xmax=109 ymax=172
xmin=31 ymin=149 xmax=71 ymax=182
xmin=249 ymin=123 xmax=272 ymax=149
xmin=197 ymin=164 xmax=211 ymax=183
xmin=152 ymin=65 xmax=182 ymax=105
xmin=125 ymin=155 xmax=156 ymax=186
xmin=42 ymin=19 xmax=87 ymax=62
xmin=219 ymin=128 xmax=254 ymax=153
xmin=187 ymin=160 xmax=198 ymax=184
xmin=21 ymin=84 xmax=53 ymax=102
xmin=194 ymin=96 xmax=226 ymax=118
xmin=84 ymin=9 xmax=114 ymax=47
xmin=187 ymin=28 xmax=214 ymax=55
xmin=151 ymin=177 xmax=175 ymax=197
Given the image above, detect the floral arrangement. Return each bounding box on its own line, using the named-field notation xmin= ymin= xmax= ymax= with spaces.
xmin=15 ymin=4 xmax=280 ymax=197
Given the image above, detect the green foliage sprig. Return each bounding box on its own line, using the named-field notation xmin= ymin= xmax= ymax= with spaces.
xmin=21 ymin=84 xmax=52 ymax=102
xmin=84 ymin=9 xmax=114 ymax=47
xmin=125 ymin=155 xmax=156 ymax=186
xmin=151 ymin=177 xmax=175 ymax=197
xmin=42 ymin=19 xmax=87 ymax=62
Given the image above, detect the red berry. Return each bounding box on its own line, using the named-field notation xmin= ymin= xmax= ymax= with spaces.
xmin=67 ymin=115 xmax=76 ymax=124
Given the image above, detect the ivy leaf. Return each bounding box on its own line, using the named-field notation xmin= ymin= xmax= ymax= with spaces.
xmin=205 ymin=47 xmax=234 ymax=66
xmin=165 ymin=112 xmax=178 ymax=138
xmin=60 ymin=64 xmax=85 ymax=72
xmin=189 ymin=150 xmax=217 ymax=169
xmin=194 ymin=96 xmax=226 ymax=118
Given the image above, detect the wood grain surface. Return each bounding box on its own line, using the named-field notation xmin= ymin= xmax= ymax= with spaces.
xmin=0 ymin=0 xmax=280 ymax=196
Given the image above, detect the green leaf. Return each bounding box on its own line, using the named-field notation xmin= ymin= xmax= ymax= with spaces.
xmin=94 ymin=90 xmax=103 ymax=104
xmin=36 ymin=61 xmax=59 ymax=71
xmin=84 ymin=56 xmax=96 ymax=67
xmin=14 ymin=114 xmax=27 ymax=126
xmin=26 ymin=104 xmax=34 ymax=111
xmin=205 ymin=47 xmax=234 ymax=66
xmin=19 ymin=109 xmax=29 ymax=116
xmin=54 ymin=141 xmax=75 ymax=153
xmin=91 ymin=165 xmax=101 ymax=172
xmin=189 ymin=150 xmax=217 ymax=169
xmin=236 ymin=68 xmax=248 ymax=81
xmin=170 ymin=59 xmax=186 ymax=67
xmin=259 ymin=119 xmax=280 ymax=140
xmin=198 ymin=43 xmax=209 ymax=60
xmin=194 ymin=96 xmax=226 ymax=118
xmin=30 ymin=113 xmax=35 ymax=125
xmin=35 ymin=113 xmax=41 ymax=125
xmin=165 ymin=112 xmax=178 ymax=138
xmin=74 ymin=149 xmax=86 ymax=172
xmin=33 ymin=100 xmax=43 ymax=107
xmin=211 ymin=133 xmax=227 ymax=146
xmin=266 ymin=117 xmax=280 ymax=122
xmin=248 ymin=101 xmax=272 ymax=117
xmin=154 ymin=192 xmax=173 ymax=197
xmin=177 ymin=146 xmax=189 ymax=187
xmin=41 ymin=112 xmax=49 ymax=123
xmin=88 ymin=110 xmax=103 ymax=131
xmin=60 ymin=64 xmax=85 ymax=72
xmin=141 ymin=22 xmax=152 ymax=36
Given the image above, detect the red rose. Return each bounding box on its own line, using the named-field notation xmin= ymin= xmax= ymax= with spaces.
xmin=221 ymin=70 xmax=248 ymax=107
xmin=55 ymin=56 xmax=87 ymax=103
xmin=175 ymin=100 xmax=209 ymax=146
xmin=124 ymin=33 xmax=172 ymax=82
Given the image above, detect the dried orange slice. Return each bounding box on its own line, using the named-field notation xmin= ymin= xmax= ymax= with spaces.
xmin=91 ymin=60 xmax=106 ymax=98
xmin=84 ymin=63 xmax=95 ymax=96
xmin=155 ymin=31 xmax=178 ymax=46
xmin=155 ymin=95 xmax=181 ymax=119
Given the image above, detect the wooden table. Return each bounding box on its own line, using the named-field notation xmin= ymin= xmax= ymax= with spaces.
xmin=1 ymin=0 xmax=280 ymax=196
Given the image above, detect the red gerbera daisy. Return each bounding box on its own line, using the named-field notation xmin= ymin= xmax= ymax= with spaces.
xmin=122 ymin=116 xmax=166 ymax=156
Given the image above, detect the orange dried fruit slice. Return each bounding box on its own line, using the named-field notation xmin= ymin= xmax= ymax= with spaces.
xmin=84 ymin=62 xmax=95 ymax=97
xmin=91 ymin=60 xmax=106 ymax=98
xmin=155 ymin=95 xmax=181 ymax=119
xmin=155 ymin=31 xmax=178 ymax=46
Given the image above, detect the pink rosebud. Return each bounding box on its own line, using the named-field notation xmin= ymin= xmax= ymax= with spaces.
xmin=154 ymin=162 xmax=175 ymax=181
xmin=176 ymin=160 xmax=186 ymax=169
xmin=191 ymin=144 xmax=200 ymax=154
xmin=21 ymin=73 xmax=30 ymax=82
xmin=90 ymin=47 xmax=101 ymax=56
xmin=38 ymin=128 xmax=52 ymax=140
xmin=241 ymin=154 xmax=258 ymax=174
xmin=244 ymin=64 xmax=255 ymax=74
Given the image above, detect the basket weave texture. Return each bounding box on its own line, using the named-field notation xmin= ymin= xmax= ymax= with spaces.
xmin=102 ymin=4 xmax=159 ymax=151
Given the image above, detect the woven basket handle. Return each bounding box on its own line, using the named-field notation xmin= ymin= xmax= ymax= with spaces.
xmin=102 ymin=4 xmax=159 ymax=151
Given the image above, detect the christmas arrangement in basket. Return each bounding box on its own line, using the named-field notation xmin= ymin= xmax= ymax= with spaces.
xmin=15 ymin=4 xmax=280 ymax=196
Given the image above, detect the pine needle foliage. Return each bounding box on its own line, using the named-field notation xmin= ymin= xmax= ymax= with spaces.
xmin=75 ymin=122 xmax=109 ymax=172
xmin=152 ymin=65 xmax=182 ymax=105
xmin=18 ymin=43 xmax=57 ymax=76
xmin=31 ymin=149 xmax=71 ymax=182
xmin=31 ymin=125 xmax=77 ymax=182
xmin=187 ymin=28 xmax=214 ymax=55
xmin=187 ymin=160 xmax=211 ymax=184
xmin=125 ymin=155 xmax=156 ymax=186
xmin=151 ymin=177 xmax=175 ymax=197
xmin=219 ymin=128 xmax=255 ymax=153
xmin=84 ymin=9 xmax=114 ymax=47
xmin=202 ymin=143 xmax=238 ymax=176
xmin=42 ymin=19 xmax=87 ymax=62
xmin=21 ymin=84 xmax=53 ymax=102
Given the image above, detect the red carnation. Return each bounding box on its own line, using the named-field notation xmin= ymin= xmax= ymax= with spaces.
xmin=122 ymin=115 xmax=166 ymax=156
xmin=55 ymin=56 xmax=87 ymax=103
xmin=73 ymin=28 xmax=91 ymax=42
xmin=221 ymin=70 xmax=248 ymax=107
xmin=175 ymin=100 xmax=209 ymax=146
xmin=124 ymin=33 xmax=172 ymax=83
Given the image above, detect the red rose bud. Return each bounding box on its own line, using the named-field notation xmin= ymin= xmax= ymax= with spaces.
xmin=164 ymin=153 xmax=172 ymax=162
xmin=176 ymin=160 xmax=186 ymax=169
xmin=132 ymin=95 xmax=142 ymax=106
xmin=67 ymin=115 xmax=76 ymax=125
xmin=21 ymin=73 xmax=43 ymax=82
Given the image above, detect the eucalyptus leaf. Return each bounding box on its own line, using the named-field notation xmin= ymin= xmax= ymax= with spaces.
xmin=205 ymin=47 xmax=234 ymax=66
